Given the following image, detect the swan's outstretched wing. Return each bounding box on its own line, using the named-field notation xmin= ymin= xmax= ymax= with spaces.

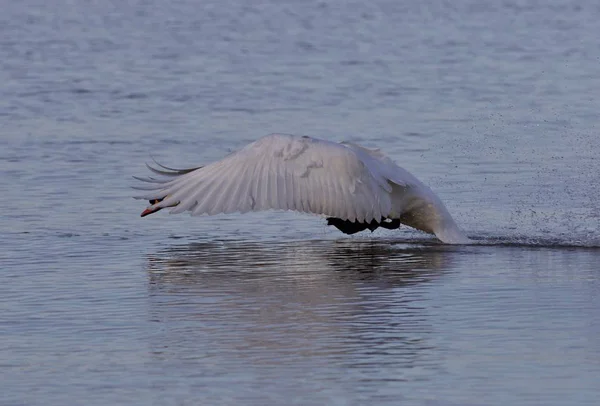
xmin=134 ymin=133 xmax=405 ymax=222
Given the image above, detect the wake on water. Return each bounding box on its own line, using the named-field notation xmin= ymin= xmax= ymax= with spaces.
xmin=461 ymin=235 xmax=600 ymax=249
xmin=161 ymin=232 xmax=600 ymax=250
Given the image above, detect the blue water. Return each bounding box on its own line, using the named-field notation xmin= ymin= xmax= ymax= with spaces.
xmin=1 ymin=0 xmax=600 ymax=405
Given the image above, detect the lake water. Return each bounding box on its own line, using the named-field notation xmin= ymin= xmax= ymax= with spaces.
xmin=1 ymin=0 xmax=600 ymax=405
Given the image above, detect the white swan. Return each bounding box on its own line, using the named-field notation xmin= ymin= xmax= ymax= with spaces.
xmin=134 ymin=133 xmax=470 ymax=244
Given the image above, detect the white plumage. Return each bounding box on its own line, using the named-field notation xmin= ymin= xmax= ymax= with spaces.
xmin=134 ymin=133 xmax=470 ymax=244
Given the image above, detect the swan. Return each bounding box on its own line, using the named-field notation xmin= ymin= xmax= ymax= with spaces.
xmin=134 ymin=133 xmax=471 ymax=244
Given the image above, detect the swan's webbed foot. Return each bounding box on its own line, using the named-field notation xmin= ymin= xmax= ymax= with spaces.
xmin=326 ymin=217 xmax=402 ymax=234
xmin=326 ymin=217 xmax=399 ymax=235
xmin=326 ymin=218 xmax=370 ymax=234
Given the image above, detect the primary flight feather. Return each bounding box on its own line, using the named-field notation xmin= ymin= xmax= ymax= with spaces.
xmin=134 ymin=133 xmax=470 ymax=244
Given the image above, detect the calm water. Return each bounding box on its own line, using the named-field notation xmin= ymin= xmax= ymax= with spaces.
xmin=2 ymin=0 xmax=600 ymax=405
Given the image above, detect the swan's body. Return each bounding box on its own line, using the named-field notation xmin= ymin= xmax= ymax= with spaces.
xmin=134 ymin=134 xmax=470 ymax=244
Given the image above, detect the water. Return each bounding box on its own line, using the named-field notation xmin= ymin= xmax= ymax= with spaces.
xmin=1 ymin=0 xmax=600 ymax=405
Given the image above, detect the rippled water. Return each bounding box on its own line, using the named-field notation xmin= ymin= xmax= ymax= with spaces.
xmin=2 ymin=0 xmax=600 ymax=405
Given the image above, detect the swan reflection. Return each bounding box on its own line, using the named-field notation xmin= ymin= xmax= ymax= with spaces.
xmin=145 ymin=239 xmax=457 ymax=374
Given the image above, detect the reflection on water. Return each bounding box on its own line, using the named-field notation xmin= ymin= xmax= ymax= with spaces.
xmin=141 ymin=241 xmax=600 ymax=405
xmin=147 ymin=239 xmax=454 ymax=283
xmin=145 ymin=240 xmax=454 ymax=384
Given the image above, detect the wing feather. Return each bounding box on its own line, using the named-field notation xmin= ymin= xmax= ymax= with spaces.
xmin=322 ymin=172 xmax=331 ymax=215
xmin=319 ymin=173 xmax=328 ymax=214
xmin=286 ymin=165 xmax=296 ymax=212
xmin=312 ymin=174 xmax=321 ymax=214
xmin=135 ymin=134 xmax=400 ymax=221
xmin=207 ymin=163 xmax=238 ymax=214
